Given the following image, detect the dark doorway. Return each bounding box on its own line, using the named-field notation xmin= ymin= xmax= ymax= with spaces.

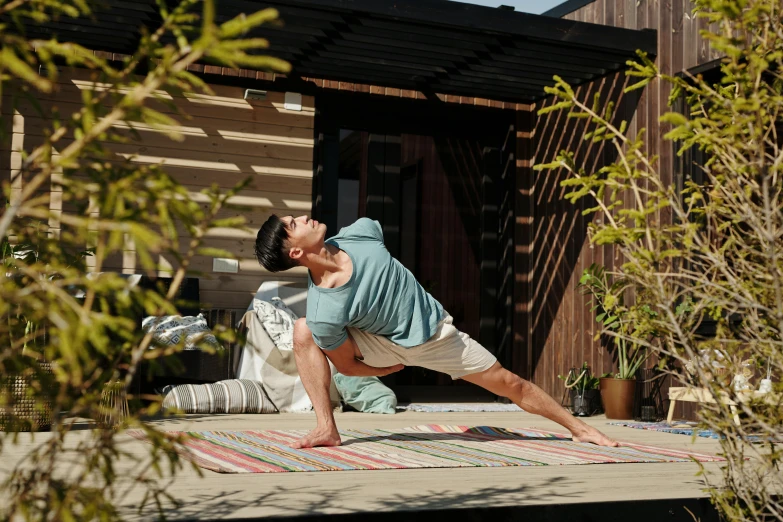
xmin=313 ymin=92 xmax=514 ymax=400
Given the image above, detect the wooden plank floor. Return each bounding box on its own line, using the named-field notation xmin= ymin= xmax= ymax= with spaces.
xmin=2 ymin=411 xmax=729 ymax=520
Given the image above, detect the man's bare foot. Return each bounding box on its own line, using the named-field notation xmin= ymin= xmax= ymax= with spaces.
xmin=571 ymin=426 xmax=619 ymax=447
xmin=290 ymin=427 xmax=342 ymax=449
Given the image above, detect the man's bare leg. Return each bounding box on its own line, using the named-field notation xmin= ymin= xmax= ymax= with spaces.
xmin=461 ymin=362 xmax=618 ymax=447
xmin=291 ymin=318 xmax=342 ymax=449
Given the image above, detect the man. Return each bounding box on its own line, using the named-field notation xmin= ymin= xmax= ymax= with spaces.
xmin=255 ymin=214 xmax=618 ymax=449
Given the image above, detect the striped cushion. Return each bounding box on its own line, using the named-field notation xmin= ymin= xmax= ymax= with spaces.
xmin=161 ymin=380 xmax=277 ymax=414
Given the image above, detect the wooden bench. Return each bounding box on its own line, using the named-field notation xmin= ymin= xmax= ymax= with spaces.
xmin=667 ymin=386 xmax=776 ymax=425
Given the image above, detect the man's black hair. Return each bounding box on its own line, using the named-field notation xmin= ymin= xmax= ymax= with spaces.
xmin=254 ymin=215 xmax=298 ymax=272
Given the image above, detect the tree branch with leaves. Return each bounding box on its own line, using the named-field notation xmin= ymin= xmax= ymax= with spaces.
xmin=536 ymin=1 xmax=783 ymax=519
xmin=0 ymin=0 xmax=290 ymax=519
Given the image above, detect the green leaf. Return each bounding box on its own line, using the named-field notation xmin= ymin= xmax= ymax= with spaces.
xmin=219 ymin=8 xmax=281 ymax=39
xmin=660 ymin=111 xmax=689 ymax=127
xmin=538 ymin=100 xmax=574 ymax=115
xmin=1 ymin=48 xmax=52 ymax=92
xmin=202 ymin=0 xmax=216 ymax=35
xmin=209 ymin=216 xmax=247 ymax=228
xmin=196 ymin=247 xmax=235 ymax=258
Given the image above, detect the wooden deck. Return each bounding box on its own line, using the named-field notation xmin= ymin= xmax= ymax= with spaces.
xmin=2 ymin=411 xmax=731 ymax=521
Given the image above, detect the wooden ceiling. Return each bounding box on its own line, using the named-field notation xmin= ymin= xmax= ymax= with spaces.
xmin=17 ymin=0 xmax=657 ymax=103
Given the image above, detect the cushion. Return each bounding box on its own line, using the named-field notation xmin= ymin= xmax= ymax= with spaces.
xmin=142 ymin=313 xmax=221 ymax=351
xmin=252 ymin=297 xmax=298 ymax=351
xmin=249 ymin=281 xmax=308 ymax=318
xmin=333 ymin=374 xmax=397 ymax=414
xmin=161 ymin=379 xmax=277 ymax=414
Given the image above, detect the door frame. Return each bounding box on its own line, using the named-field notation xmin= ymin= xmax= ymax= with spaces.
xmin=311 ymin=91 xmax=516 ymax=399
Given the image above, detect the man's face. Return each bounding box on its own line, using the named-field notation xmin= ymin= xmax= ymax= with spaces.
xmin=281 ymin=215 xmax=327 ymax=260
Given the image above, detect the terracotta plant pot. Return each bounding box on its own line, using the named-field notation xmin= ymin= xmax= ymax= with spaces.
xmin=599 ymin=377 xmax=635 ymax=420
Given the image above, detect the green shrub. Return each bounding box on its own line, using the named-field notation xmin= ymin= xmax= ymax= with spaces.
xmin=0 ymin=1 xmax=289 ymax=519
xmin=536 ymin=1 xmax=783 ymax=519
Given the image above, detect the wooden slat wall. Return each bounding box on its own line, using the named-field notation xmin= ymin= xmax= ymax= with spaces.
xmin=401 ymin=135 xmax=483 ymax=342
xmin=395 ymin=135 xmax=485 ymax=386
xmin=518 ymin=0 xmax=718 ymax=414
xmin=95 ymin=51 xmax=527 ymax=110
xmin=2 ymin=69 xmax=314 ymax=309
xmin=304 ymin=77 xmax=524 ymax=110
xmin=521 ymin=71 xmax=632 ymax=400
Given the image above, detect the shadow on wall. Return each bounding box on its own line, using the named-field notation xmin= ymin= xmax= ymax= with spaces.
xmin=519 ymin=71 xmax=643 ymax=392
xmin=6 ymin=75 xmax=314 ymax=280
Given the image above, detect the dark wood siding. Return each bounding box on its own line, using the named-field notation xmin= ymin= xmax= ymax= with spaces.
xmin=402 ymin=135 xmax=483 ymax=346
xmin=521 ymin=71 xmax=635 ymax=399
xmin=516 ymin=0 xmax=718 ymax=416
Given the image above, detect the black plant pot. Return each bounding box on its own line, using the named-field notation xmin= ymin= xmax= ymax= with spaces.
xmin=570 ymin=389 xmax=601 ymax=417
xmin=633 ymin=368 xmax=666 ymax=422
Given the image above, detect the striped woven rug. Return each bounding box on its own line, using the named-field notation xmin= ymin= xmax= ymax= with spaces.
xmin=610 ymin=421 xmax=723 ymax=438
xmin=130 ymin=425 xmax=723 ymax=474
xmin=610 ymin=421 xmax=782 ymax=442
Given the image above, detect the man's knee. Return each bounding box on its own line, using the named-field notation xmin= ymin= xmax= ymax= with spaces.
xmin=500 ymin=370 xmax=530 ymax=398
xmin=292 ymin=318 xmax=314 ymax=351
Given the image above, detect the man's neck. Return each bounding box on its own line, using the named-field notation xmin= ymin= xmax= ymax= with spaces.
xmin=306 ymin=244 xmax=352 ymax=288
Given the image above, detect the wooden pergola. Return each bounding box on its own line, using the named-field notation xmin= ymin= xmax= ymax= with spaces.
xmin=21 ymin=0 xmax=657 ymax=103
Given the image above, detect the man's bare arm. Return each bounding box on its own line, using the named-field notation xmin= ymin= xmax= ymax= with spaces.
xmin=323 ymin=334 xmax=404 ymax=377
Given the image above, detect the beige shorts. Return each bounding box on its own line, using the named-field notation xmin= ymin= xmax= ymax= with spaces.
xmin=348 ymin=315 xmax=497 ymax=379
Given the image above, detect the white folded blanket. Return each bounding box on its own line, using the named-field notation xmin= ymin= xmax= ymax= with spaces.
xmin=237 ymin=300 xmax=341 ymax=413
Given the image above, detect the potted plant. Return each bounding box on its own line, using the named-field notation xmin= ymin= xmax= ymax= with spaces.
xmin=1 ymin=235 xmax=54 ymax=432
xmin=578 ymin=264 xmax=654 ymax=419
xmin=559 ymin=362 xmax=602 ymax=416
xmin=0 ymin=226 xmax=92 ymax=432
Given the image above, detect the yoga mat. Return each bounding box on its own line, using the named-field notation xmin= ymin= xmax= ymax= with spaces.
xmin=397 ymin=403 xmax=524 ymax=413
xmin=130 ymin=424 xmax=724 ymax=474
